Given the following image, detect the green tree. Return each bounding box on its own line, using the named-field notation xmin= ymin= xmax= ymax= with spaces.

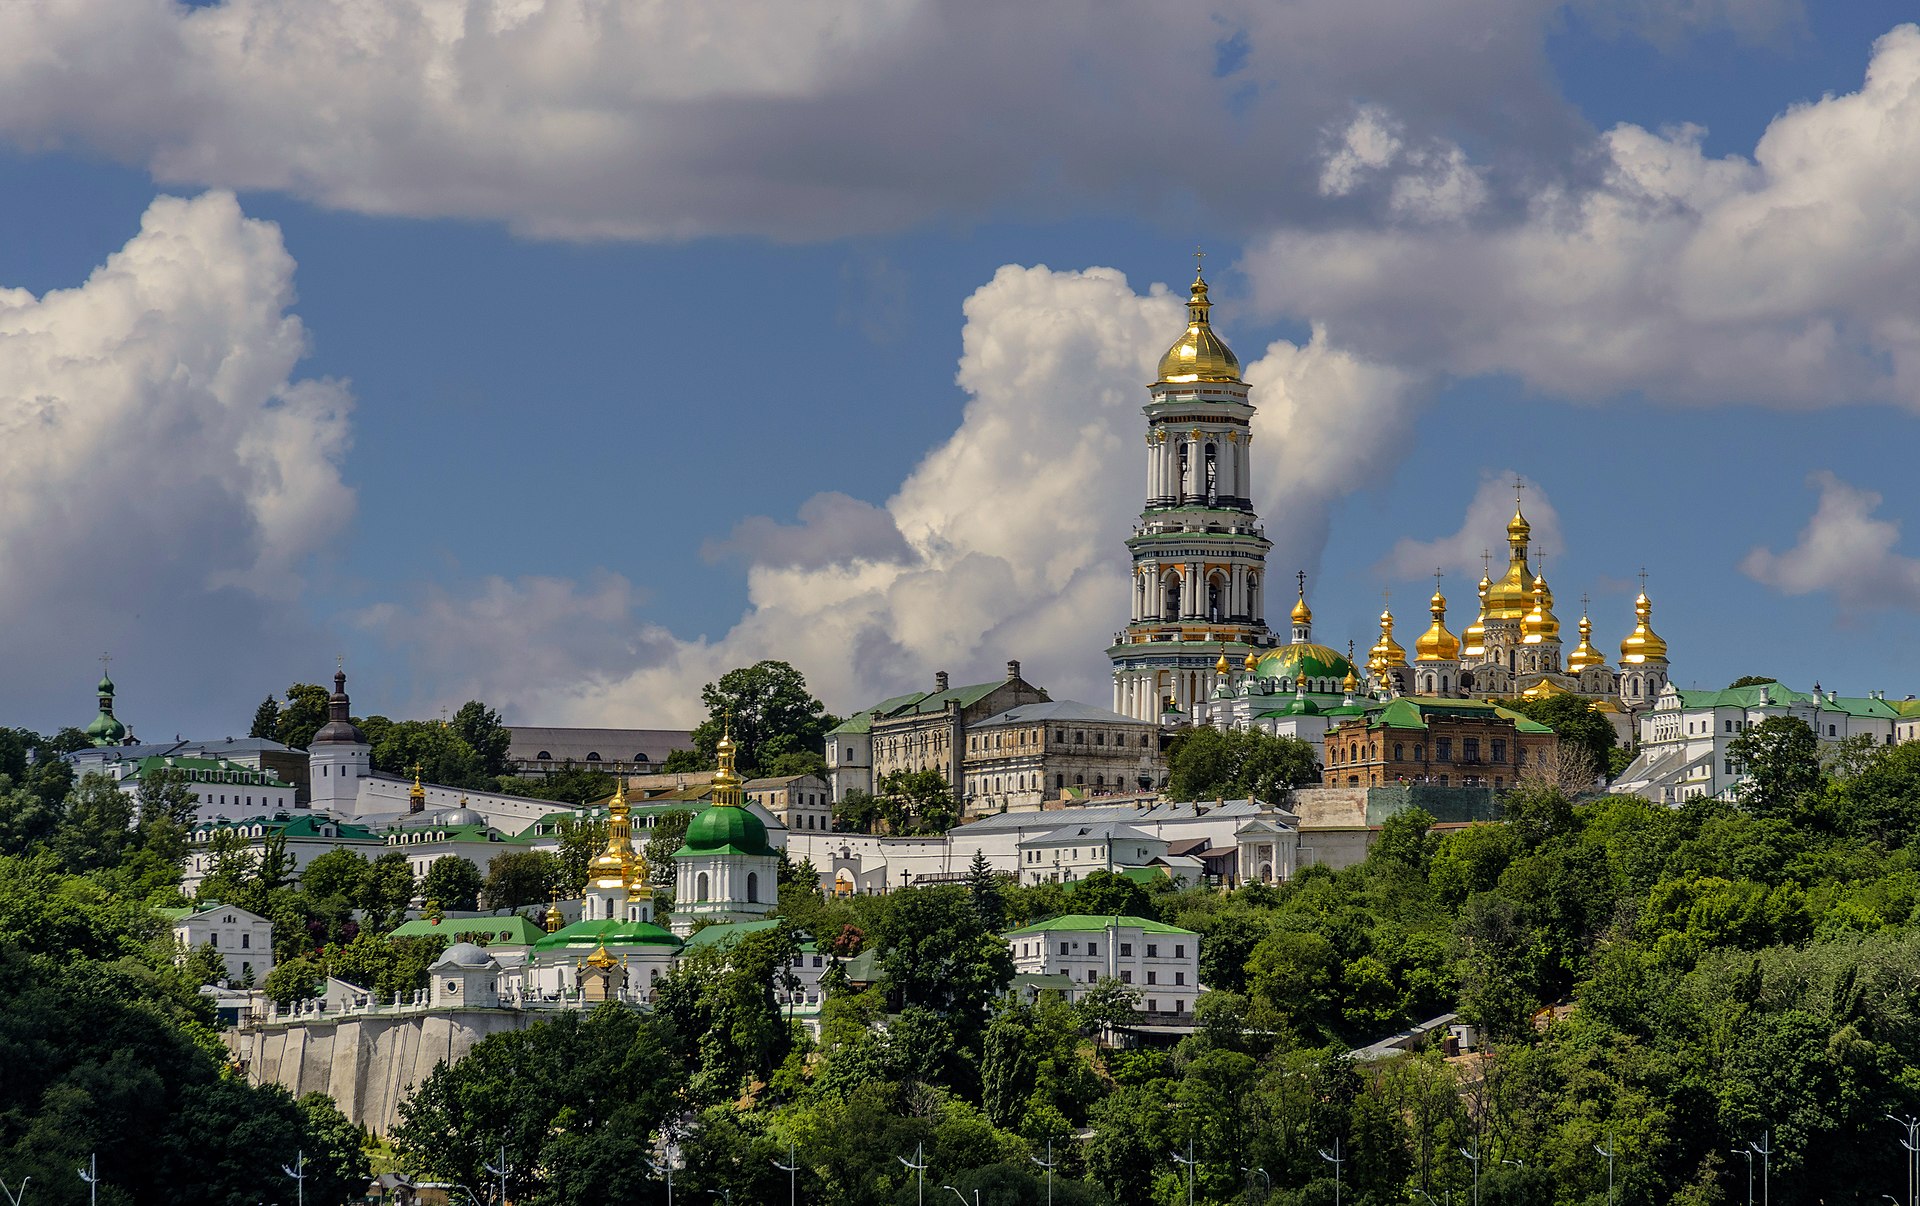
xmin=361 ymin=851 xmax=417 ymax=931
xmin=1728 ymin=675 xmax=1779 ymax=689
xmin=1503 ymin=693 xmax=1618 ymax=782
xmin=833 ymin=788 xmax=884 ymax=834
xmin=421 ymin=855 xmax=483 ymax=911
xmin=181 ymin=940 xmax=228 ymax=986
xmin=552 ymin=815 xmax=607 ymax=895
xmin=265 ymin=953 xmax=324 ymax=1004
xmin=1729 ymin=715 xmax=1823 ymax=820
xmin=368 ymin=719 xmax=491 ymax=790
xmin=1070 ymin=868 xmax=1154 ymax=918
xmin=652 ymin=925 xmax=800 ymax=1103
xmin=966 ymin=850 xmax=1005 ymax=931
xmin=483 ymin=849 xmax=559 ymax=910
xmin=249 ymin=695 xmax=283 ymax=740
xmin=51 ymin=772 xmax=135 ymax=872
xmin=1165 ymin=727 xmax=1318 ymax=803
xmin=689 ymin=660 xmax=838 ymax=777
xmin=877 ymin=768 xmax=957 ymax=834
xmin=452 ymin=700 xmax=514 ymax=778
xmin=276 ymin=682 xmax=332 ymax=750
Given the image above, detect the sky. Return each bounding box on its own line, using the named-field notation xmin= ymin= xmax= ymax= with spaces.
xmin=4 ymin=0 xmax=1920 ymax=738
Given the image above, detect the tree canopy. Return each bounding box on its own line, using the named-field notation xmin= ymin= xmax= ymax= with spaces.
xmin=686 ymin=660 xmax=838 ymax=777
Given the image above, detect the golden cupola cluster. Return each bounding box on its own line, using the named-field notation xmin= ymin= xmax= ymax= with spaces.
xmin=1368 ymin=605 xmax=1408 ymax=674
xmin=1619 ymin=592 xmax=1669 ymax=664
xmin=1460 ymin=571 xmax=1491 ymax=659
xmin=1484 ymin=507 xmax=1537 ymax=621
xmin=1415 ymin=588 xmax=1461 ymax=662
xmin=1156 ymin=269 xmax=1242 ymax=385
xmin=1567 ymin=611 xmax=1606 ymax=672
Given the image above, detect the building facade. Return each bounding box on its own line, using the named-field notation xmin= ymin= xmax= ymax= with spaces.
xmin=1321 ymin=698 xmax=1558 ymax=789
xmin=1004 ymin=914 xmax=1202 ymax=1018
xmin=745 ymin=773 xmax=833 ymax=834
xmin=960 ymin=701 xmax=1164 ymax=816
xmin=1109 ymin=267 xmax=1281 ymax=722
xmin=829 ymin=662 xmax=1050 ymax=801
xmin=168 ymin=902 xmax=275 ymax=986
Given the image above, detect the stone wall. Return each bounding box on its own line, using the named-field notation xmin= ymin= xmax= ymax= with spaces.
xmin=228 ymin=1008 xmax=533 ymax=1135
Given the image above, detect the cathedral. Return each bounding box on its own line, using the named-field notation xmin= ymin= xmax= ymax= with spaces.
xmin=1108 ymin=260 xmax=1674 ymax=743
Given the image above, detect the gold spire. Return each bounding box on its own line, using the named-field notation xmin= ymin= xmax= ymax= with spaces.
xmin=1415 ymin=574 xmax=1461 ymax=662
xmin=1155 ymin=257 xmax=1242 ymax=385
xmin=408 ymin=764 xmax=425 ymax=807
xmin=711 ymin=713 xmax=744 ymax=808
xmin=1619 ymin=581 xmax=1669 ymax=664
xmin=1243 ymin=649 xmax=1258 ymax=672
xmin=543 ymin=892 xmax=563 ymax=934
xmin=1368 ymin=594 xmax=1408 ymax=673
xmin=1568 ymin=597 xmax=1606 ymax=672
xmin=1461 ymin=553 xmax=1491 ymax=659
xmin=1291 ymin=571 xmax=1312 ymax=626
xmin=587 ymin=776 xmax=637 ymax=889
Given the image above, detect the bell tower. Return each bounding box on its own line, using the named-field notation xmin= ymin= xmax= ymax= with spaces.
xmin=1109 ymin=257 xmax=1278 ymax=722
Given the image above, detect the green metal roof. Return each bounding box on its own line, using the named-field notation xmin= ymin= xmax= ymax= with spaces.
xmin=1002 ymin=913 xmax=1197 ymax=938
xmin=681 ymin=918 xmax=783 ymax=949
xmin=675 ymin=803 xmax=777 ymax=858
xmin=532 ymin=916 xmax=681 ymax=953
xmin=390 ymin=916 xmax=545 ymax=946
xmin=190 ymin=814 xmax=382 ymax=841
xmin=1351 ymin=698 xmax=1553 ymax=734
xmin=122 ymin=755 xmax=292 ymax=787
xmin=1673 ymin=683 xmax=1901 ymax=718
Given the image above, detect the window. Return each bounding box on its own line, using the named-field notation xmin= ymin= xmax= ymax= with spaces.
xmin=1174 ymin=944 xmax=1184 ymax=958
xmin=1146 ymin=970 xmax=1157 ymax=985
xmin=1075 ymin=731 xmax=1085 ymax=744
xmin=1414 ymin=744 xmax=1423 ymax=760
xmin=696 ymin=872 xmax=710 ymax=900
xmin=241 ymin=933 xmax=250 ymax=949
xmin=209 ymin=933 xmax=218 ymax=947
xmin=1829 ymin=725 xmax=1837 ymax=736
xmin=1436 ymin=738 xmax=1453 ymax=761
xmin=1147 ymin=999 xmax=1158 ymax=1013
xmin=1120 ymin=970 xmax=1132 ymax=984
xmin=1059 ymin=942 xmax=1070 ymax=956
xmin=1464 ymin=738 xmax=1480 ymax=761
xmin=1146 ymin=943 xmax=1159 ymax=958
xmin=1175 ymin=971 xmax=1185 ymax=985
xmin=1393 ymin=743 xmax=1403 ymax=760
xmin=1087 ymin=969 xmax=1098 ymax=983
xmin=1120 ymin=942 xmax=1132 ymax=956
xmin=1087 ymin=942 xmax=1098 ymax=955
xmin=747 ymin=872 xmax=760 ymax=903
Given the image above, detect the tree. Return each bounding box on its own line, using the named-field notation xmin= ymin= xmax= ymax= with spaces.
xmin=1071 ymin=868 xmax=1154 ymax=918
xmin=833 ymin=788 xmax=884 ymax=834
xmin=484 ymin=849 xmax=559 ymax=910
xmin=1729 ymin=716 xmax=1823 ymax=820
xmin=421 ymin=855 xmax=484 ymax=911
xmin=652 ymin=926 xmax=800 ymax=1103
xmin=452 ymin=700 xmax=514 ymax=778
xmin=1502 ymin=694 xmax=1617 ymax=784
xmin=1166 ymin=728 xmax=1318 ymax=803
xmin=250 ymin=695 xmax=283 ymax=740
xmin=877 ymin=768 xmax=956 ymax=834
xmin=1728 ymin=675 xmax=1779 ymax=689
xmin=362 ymin=851 xmax=418 ymax=930
xmin=368 ymin=719 xmax=491 ymax=790
xmin=966 ymin=850 xmax=1004 ymax=931
xmin=643 ymin=809 xmax=694 ymax=896
xmin=265 ymin=954 xmax=324 ymax=1004
xmin=51 ymin=772 xmax=135 ymax=872
xmin=553 ymin=815 xmax=607 ymax=896
xmin=275 ymin=682 xmax=332 ymax=750
xmin=690 ymin=660 xmax=838 ymax=777
xmin=766 ymin=748 xmax=829 ymax=779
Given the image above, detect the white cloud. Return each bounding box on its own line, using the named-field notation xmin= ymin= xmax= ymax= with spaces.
xmin=1741 ymin=471 xmax=1920 ymax=610
xmin=0 ymin=0 xmax=1688 ymax=241
xmin=0 ymin=191 xmax=353 ymax=731
xmin=360 ymin=266 xmax=1419 ymax=722
xmin=1246 ymin=23 xmax=1920 ymax=409
xmin=1377 ymin=473 xmax=1566 ymax=583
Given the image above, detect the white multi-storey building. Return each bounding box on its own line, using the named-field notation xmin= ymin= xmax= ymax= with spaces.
xmin=167 ymin=902 xmax=275 ymax=985
xmin=1612 ymin=680 xmax=1905 ymax=804
xmin=1004 ymin=914 xmax=1202 ymax=1018
xmin=1015 ymin=820 xmax=1172 ymax=885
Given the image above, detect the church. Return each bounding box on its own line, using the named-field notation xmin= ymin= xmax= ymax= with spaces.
xmin=1106 ymin=261 xmax=1675 ymax=746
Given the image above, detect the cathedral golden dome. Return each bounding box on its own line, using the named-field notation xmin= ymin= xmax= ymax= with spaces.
xmin=1216 ymin=652 xmax=1230 ymax=675
xmin=1415 ymin=590 xmax=1461 ymax=662
xmin=1291 ymin=589 xmax=1312 ymax=626
xmin=1369 ymin=607 xmax=1408 ymax=672
xmin=1521 ymin=572 xmax=1560 ymax=644
xmin=1484 ymin=507 xmax=1536 ymax=621
xmin=1156 ymin=270 xmax=1242 ymax=385
xmin=1567 ymin=612 xmax=1606 ymax=672
xmin=1460 ymin=573 xmax=1491 ymax=659
xmin=1619 ymin=592 xmax=1669 ymax=664
xmin=587 ymin=779 xmax=636 ymax=889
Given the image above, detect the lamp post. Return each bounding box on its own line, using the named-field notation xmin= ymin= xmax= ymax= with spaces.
xmin=897 ymin=1142 xmax=928 ymax=1206
xmin=940 ymin=1187 xmax=979 ymax=1206
xmin=483 ymin=1145 xmax=508 ymax=1206
xmin=772 ymin=1141 xmax=799 ymax=1206
xmin=646 ymin=1149 xmax=675 ymax=1206
xmin=0 ymin=1175 xmax=29 ymax=1206
xmin=1317 ymin=1138 xmax=1343 ymax=1206
xmin=1593 ymin=1132 xmax=1615 ymax=1206
xmin=76 ymin=1154 xmax=97 ymax=1206
xmin=281 ymin=1151 xmax=306 ymax=1206
xmin=1241 ymin=1165 xmax=1270 ymax=1198
xmin=1736 ymin=1145 xmax=1754 ymax=1206
xmin=1890 ymin=1113 xmax=1919 ymax=1206
xmin=1458 ymin=1139 xmax=1480 ymax=1206
xmin=1749 ymin=1132 xmax=1772 ymax=1206
xmin=1029 ymin=1139 xmax=1057 ymax=1206
xmin=1170 ymin=1135 xmax=1197 ymax=1206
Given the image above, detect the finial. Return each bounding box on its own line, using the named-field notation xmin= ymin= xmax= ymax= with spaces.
xmin=1296 ymin=568 xmax=1307 ymax=597
xmin=336 ymin=653 xmax=344 ymax=671
xmin=1434 ymin=568 xmax=1445 ymax=591
xmin=1513 ymin=474 xmax=1526 ymax=505
xmin=1194 ymin=246 xmax=1206 ymax=279
xmin=408 ymin=763 xmax=423 ymax=785
xmin=1537 ymin=551 xmax=1548 ymax=579
xmin=1638 ymin=566 xmax=1649 ymax=592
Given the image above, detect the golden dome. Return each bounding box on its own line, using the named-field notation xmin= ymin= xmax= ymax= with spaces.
xmin=1369 ymin=608 xmax=1408 ymax=672
xmin=1484 ymin=508 xmax=1535 ymax=621
xmin=1619 ymin=592 xmax=1669 ymax=664
xmin=1567 ymin=613 xmax=1606 ymax=672
xmin=1155 ymin=270 xmax=1242 ymax=385
xmin=543 ymin=895 xmax=564 ymax=934
xmin=1215 ymin=652 xmax=1231 ymax=675
xmin=1243 ymin=650 xmax=1258 ymax=672
xmin=1415 ymin=590 xmax=1461 ymax=662
xmin=587 ymin=779 xmax=636 ymax=888
xmin=1461 ymin=574 xmax=1491 ymax=659
xmin=1521 ymin=572 xmax=1560 ymax=644
xmin=1291 ymin=587 xmax=1313 ymax=626
xmin=1342 ymin=666 xmax=1361 ymax=694
xmin=711 ymin=716 xmax=745 ymax=808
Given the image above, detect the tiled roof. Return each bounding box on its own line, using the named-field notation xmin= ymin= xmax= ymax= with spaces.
xmin=975 ymin=700 xmax=1150 ymax=727
xmin=1003 ymin=913 xmax=1197 ymax=938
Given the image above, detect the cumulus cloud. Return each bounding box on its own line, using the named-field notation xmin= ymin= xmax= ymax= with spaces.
xmin=1246 ymin=23 xmax=1920 ymax=409
xmin=360 ymin=265 xmax=1419 ymax=722
xmin=1741 ymin=472 xmax=1920 ymax=610
xmin=1377 ymin=473 xmax=1567 ymax=584
xmin=0 ymin=0 xmax=1684 ymax=241
xmin=0 ymin=191 xmax=353 ymax=732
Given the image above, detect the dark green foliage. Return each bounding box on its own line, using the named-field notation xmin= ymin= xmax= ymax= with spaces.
xmin=688 ymin=660 xmax=838 ymax=777
xmin=420 ymin=854 xmax=483 ymax=911
xmin=1501 ymin=693 xmax=1618 ymax=780
xmin=274 ymin=682 xmax=332 ymax=750
xmin=875 ymin=768 xmax=957 ymax=834
xmin=482 ymin=848 xmax=560 ymax=910
xmin=1165 ymin=726 xmax=1319 ymax=803
xmin=249 ymin=695 xmax=282 ymax=740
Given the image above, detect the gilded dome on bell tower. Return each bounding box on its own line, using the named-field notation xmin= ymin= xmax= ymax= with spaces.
xmin=1484 ymin=506 xmax=1536 ymax=622
xmin=1619 ymin=591 xmax=1669 ymax=664
xmin=1415 ymin=588 xmax=1461 ymax=662
xmin=1156 ymin=268 xmax=1242 ymax=385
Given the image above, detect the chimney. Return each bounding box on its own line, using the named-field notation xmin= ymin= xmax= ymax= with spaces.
xmin=935 ymin=670 xmax=950 ymax=692
xmin=1006 ymin=659 xmax=1021 ymax=682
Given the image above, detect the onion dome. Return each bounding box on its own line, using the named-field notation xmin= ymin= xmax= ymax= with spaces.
xmin=436 ymin=796 xmax=485 ymax=828
xmin=1484 ymin=507 xmax=1536 ymax=621
xmin=430 ymin=942 xmax=498 ymax=970
xmin=1242 ymin=650 xmax=1258 ymax=672
xmin=1460 ymin=573 xmax=1491 ymax=659
xmin=678 ymin=717 xmax=778 ymax=857
xmin=1369 ymin=607 xmax=1408 ymax=672
xmin=1619 ymin=592 xmax=1669 ymax=664
xmin=85 ymin=673 xmax=128 ymax=747
xmin=543 ymin=895 xmax=564 ymax=934
xmin=1291 ymin=588 xmax=1313 ymax=627
xmin=1216 ymin=652 xmax=1231 ymax=675
xmin=1567 ymin=612 xmax=1607 ymax=672
xmin=312 ymin=668 xmax=368 ymax=746
xmin=588 ymin=779 xmax=637 ymax=889
xmin=1415 ymin=590 xmax=1461 ymax=662
xmin=407 ymin=766 xmax=426 ymax=812
xmin=1521 ymin=572 xmax=1560 ymax=644
xmin=1342 ymin=667 xmax=1361 ymax=696
xmin=1155 ymin=269 xmax=1242 ymax=385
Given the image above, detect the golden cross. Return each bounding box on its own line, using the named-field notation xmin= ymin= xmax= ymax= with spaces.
xmin=1481 ymin=548 xmax=1492 ymax=578
xmin=407 ymin=762 xmax=423 ymax=782
xmin=1638 ymin=566 xmax=1649 ymax=591
xmin=1434 ymin=568 xmax=1445 ymax=592
xmin=1513 ymin=475 xmax=1526 ymax=504
xmin=1296 ymin=568 xmax=1307 ymax=597
xmin=1194 ymin=246 xmax=1206 ymax=277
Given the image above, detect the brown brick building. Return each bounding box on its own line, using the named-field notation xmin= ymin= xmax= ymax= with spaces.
xmin=1322 ymin=698 xmax=1557 ymax=789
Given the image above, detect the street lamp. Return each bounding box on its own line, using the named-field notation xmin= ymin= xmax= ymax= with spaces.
xmin=1317 ymin=1137 xmax=1343 ymax=1206
xmin=0 ymin=1174 xmax=29 ymax=1206
xmin=1170 ymin=1135 xmax=1197 ymax=1206
xmin=1458 ymin=1139 xmax=1480 ymax=1206
xmin=1241 ymin=1165 xmax=1270 ymax=1195
xmin=646 ymin=1149 xmax=675 ymax=1206
xmin=281 ymin=1151 xmax=306 ymax=1206
xmin=1749 ymin=1132 xmax=1772 ymax=1206
xmin=897 ymin=1142 xmax=929 ymax=1206
xmin=1889 ymin=1113 xmax=1919 ymax=1206
xmin=483 ymin=1145 xmax=508 ymax=1206
xmin=772 ymin=1141 xmax=800 ymax=1206
xmin=1736 ymin=1145 xmax=1754 ymax=1206
xmin=940 ymin=1187 xmax=979 ymax=1206
xmin=1029 ymin=1139 xmax=1057 ymax=1206
xmin=1593 ymin=1132 xmax=1615 ymax=1206
xmin=77 ymin=1153 xmax=98 ymax=1206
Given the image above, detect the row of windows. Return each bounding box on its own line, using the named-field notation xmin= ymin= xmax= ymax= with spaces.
xmin=1018 ymin=938 xmax=1187 ymax=960
xmin=1329 ymin=737 xmax=1522 ymax=766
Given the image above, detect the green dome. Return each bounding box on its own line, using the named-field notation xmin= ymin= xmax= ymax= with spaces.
xmin=533 ymin=916 xmax=681 ymax=953
xmin=677 ymin=804 xmax=776 ymax=857
xmin=1279 ymin=695 xmax=1322 ymax=716
xmin=85 ymin=710 xmax=126 ymax=746
xmin=1252 ymin=643 xmax=1356 ymax=685
xmin=98 ymin=674 xmax=115 ymax=695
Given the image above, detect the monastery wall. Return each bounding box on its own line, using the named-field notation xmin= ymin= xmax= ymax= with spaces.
xmin=228 ymin=1009 xmax=533 ymax=1134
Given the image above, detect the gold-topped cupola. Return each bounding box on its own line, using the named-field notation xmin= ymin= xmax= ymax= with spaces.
xmin=1416 ymin=579 xmax=1461 ymax=662
xmin=1567 ymin=599 xmax=1606 ymax=672
xmin=1620 ymin=589 xmax=1669 ymax=664
xmin=1156 ymin=264 xmax=1242 ymax=385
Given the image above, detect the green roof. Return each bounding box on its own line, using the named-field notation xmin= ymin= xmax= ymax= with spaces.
xmin=532 ymin=916 xmax=681 ymax=953
xmin=1003 ymin=913 xmax=1197 ymax=938
xmin=390 ymin=916 xmax=545 ymax=946
xmin=1352 ymin=698 xmax=1553 ymax=734
xmin=190 ymin=814 xmax=382 ymax=841
xmin=682 ymin=918 xmax=783 ymax=949
xmin=123 ymin=755 xmax=292 ymax=787
xmin=1673 ymin=683 xmax=1902 ymax=719
xmin=675 ymin=803 xmax=777 ymax=858
xmin=1252 ymin=643 xmax=1359 ymax=684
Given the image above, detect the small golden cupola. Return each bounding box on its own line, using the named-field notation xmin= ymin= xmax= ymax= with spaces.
xmin=1291 ymin=589 xmax=1313 ymax=628
xmin=1567 ymin=604 xmax=1606 ymax=673
xmin=1369 ymin=603 xmax=1408 ymax=672
xmin=1460 ymin=564 xmax=1491 ymax=659
xmin=1156 ymin=266 xmax=1242 ymax=385
xmin=1215 ymin=651 xmax=1231 ymax=676
xmin=711 ymin=719 xmax=745 ymax=808
xmin=1521 ymin=568 xmax=1560 ymax=645
xmin=1416 ymin=584 xmax=1461 ymax=662
xmin=1619 ymin=591 xmax=1669 ymax=664
xmin=543 ymin=892 xmax=564 ymax=934
xmin=1243 ymin=650 xmax=1258 ymax=672
xmin=587 ymin=777 xmax=637 ymax=890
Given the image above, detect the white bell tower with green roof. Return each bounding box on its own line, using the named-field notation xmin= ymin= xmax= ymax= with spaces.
xmin=1108 ymin=257 xmax=1279 ymax=723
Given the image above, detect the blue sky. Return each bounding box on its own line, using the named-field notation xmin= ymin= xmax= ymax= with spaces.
xmin=2 ymin=0 xmax=1918 ymax=737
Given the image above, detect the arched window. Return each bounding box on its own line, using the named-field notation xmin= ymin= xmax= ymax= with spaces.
xmin=1204 ymin=442 xmax=1218 ymax=500
xmin=1207 ymin=577 xmax=1222 ymax=621
xmin=585 ymin=752 xmax=601 ymax=762
xmin=747 ymin=872 xmax=760 ymax=904
xmin=696 ymin=871 xmax=710 ymax=901
xmin=536 ymin=751 xmax=552 ymax=761
xmin=1164 ymin=575 xmax=1181 ymax=620
xmin=633 ymin=752 xmax=648 ymax=763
